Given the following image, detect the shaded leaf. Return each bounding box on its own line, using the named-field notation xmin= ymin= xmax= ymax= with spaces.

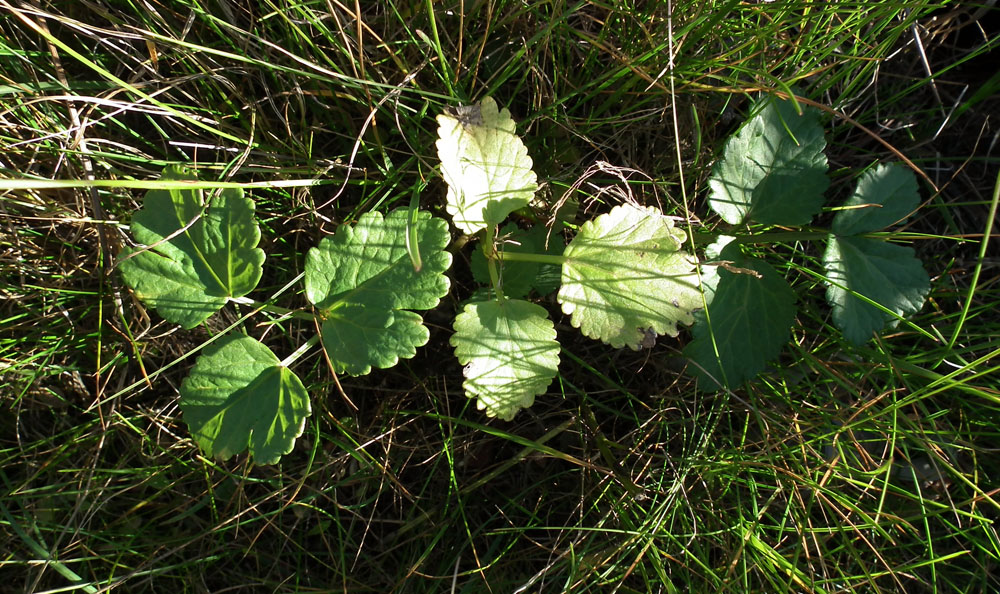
xmin=304 ymin=209 xmax=451 ymax=375
xmin=451 ymin=299 xmax=560 ymax=421
xmin=685 ymin=236 xmax=796 ymax=390
xmin=180 ymin=334 xmax=310 ymax=464
xmin=558 ymin=204 xmax=702 ymax=350
xmin=120 ymin=165 xmax=264 ymax=328
xmin=833 ymin=163 xmax=920 ymax=235
xmin=436 ymin=97 xmax=538 ymax=234
xmin=708 ymin=97 xmax=829 ymax=225
xmin=823 ymin=235 xmax=929 ymax=344
xmin=318 ymin=306 xmax=429 ymax=376
xmin=471 ymin=224 xmax=563 ymax=298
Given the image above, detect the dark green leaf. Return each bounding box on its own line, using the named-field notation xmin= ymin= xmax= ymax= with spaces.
xmin=119 ymin=165 xmax=264 ymax=328
xmin=685 ymin=237 xmax=797 ymax=390
xmin=305 ymin=209 xmax=451 ymax=312
xmin=304 ymin=209 xmax=452 ymax=374
xmin=471 ymin=224 xmax=563 ymax=298
xmin=823 ymin=235 xmax=930 ymax=344
xmin=180 ymin=334 xmax=311 ymax=464
xmin=833 ymin=163 xmax=920 ymax=235
xmin=319 ymin=306 xmax=429 ymax=376
xmin=708 ymin=97 xmax=829 ymax=225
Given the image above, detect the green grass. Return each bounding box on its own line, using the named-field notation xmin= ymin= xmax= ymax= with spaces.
xmin=2 ymin=0 xmax=999 ymax=591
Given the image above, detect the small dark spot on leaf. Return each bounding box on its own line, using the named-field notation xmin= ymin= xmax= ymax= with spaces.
xmin=446 ymin=104 xmax=484 ymax=127
xmin=639 ymin=327 xmax=657 ymax=349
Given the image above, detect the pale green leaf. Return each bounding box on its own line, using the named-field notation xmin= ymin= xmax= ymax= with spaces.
xmin=119 ymin=165 xmax=265 ymax=328
xmin=833 ymin=163 xmax=920 ymax=235
xmin=180 ymin=334 xmax=311 ymax=464
xmin=558 ymin=204 xmax=702 ymax=350
xmin=436 ymin=97 xmax=538 ymax=234
xmin=823 ymin=235 xmax=930 ymax=344
xmin=685 ymin=237 xmax=797 ymax=390
xmin=708 ymin=97 xmax=829 ymax=225
xmin=304 ymin=208 xmax=451 ymax=374
xmin=319 ymin=306 xmax=429 ymax=376
xmin=451 ymin=299 xmax=560 ymax=421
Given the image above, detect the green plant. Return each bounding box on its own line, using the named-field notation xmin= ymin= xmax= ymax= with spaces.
xmin=119 ymin=95 xmax=929 ymax=462
xmin=439 ymin=95 xmax=930 ymax=408
xmin=685 ymin=98 xmax=930 ymax=388
xmin=119 ymin=167 xmax=452 ymax=463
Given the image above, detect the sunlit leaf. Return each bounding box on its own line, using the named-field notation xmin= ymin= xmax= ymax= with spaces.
xmin=451 ymin=299 xmax=560 ymax=421
xmin=558 ymin=203 xmax=702 ymax=350
xmin=436 ymin=97 xmax=537 ymax=234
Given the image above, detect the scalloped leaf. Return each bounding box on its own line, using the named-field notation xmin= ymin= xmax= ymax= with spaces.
xmin=824 ymin=163 xmax=928 ymax=344
xmin=558 ymin=204 xmax=702 ymax=350
xmin=180 ymin=334 xmax=311 ymax=464
xmin=708 ymin=97 xmax=829 ymax=225
xmin=318 ymin=306 xmax=429 ymax=376
xmin=436 ymin=97 xmax=538 ymax=234
xmin=304 ymin=209 xmax=452 ymax=375
xmin=451 ymin=299 xmax=560 ymax=421
xmin=832 ymin=163 xmax=920 ymax=235
xmin=685 ymin=236 xmax=797 ymax=390
xmin=823 ymin=236 xmax=929 ymax=344
xmin=119 ymin=165 xmax=265 ymax=328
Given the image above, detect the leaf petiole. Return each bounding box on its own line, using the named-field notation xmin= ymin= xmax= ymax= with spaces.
xmin=230 ymin=296 xmax=315 ymax=321
xmin=280 ymin=334 xmax=320 ymax=368
xmin=690 ymin=230 xmax=832 ymax=246
xmin=483 ymin=225 xmax=506 ymax=301
xmin=496 ymin=251 xmax=566 ymax=265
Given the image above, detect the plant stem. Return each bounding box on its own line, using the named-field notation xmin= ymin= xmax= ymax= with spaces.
xmin=280 ymin=334 xmax=320 ymax=368
xmin=693 ymin=229 xmax=936 ymax=246
xmin=230 ymin=296 xmax=314 ymax=321
xmin=421 ymin=0 xmax=455 ymax=96
xmin=483 ymin=225 xmax=505 ymax=301
xmin=690 ymin=230 xmax=833 ymax=245
xmin=495 ymin=231 xmax=836 ymax=264
xmin=947 ymin=167 xmax=1000 ymax=350
xmin=497 ymin=251 xmax=567 ymax=265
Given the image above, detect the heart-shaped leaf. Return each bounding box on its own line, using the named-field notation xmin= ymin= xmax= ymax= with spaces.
xmin=119 ymin=165 xmax=265 ymax=328
xmin=180 ymin=334 xmax=311 ymax=464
